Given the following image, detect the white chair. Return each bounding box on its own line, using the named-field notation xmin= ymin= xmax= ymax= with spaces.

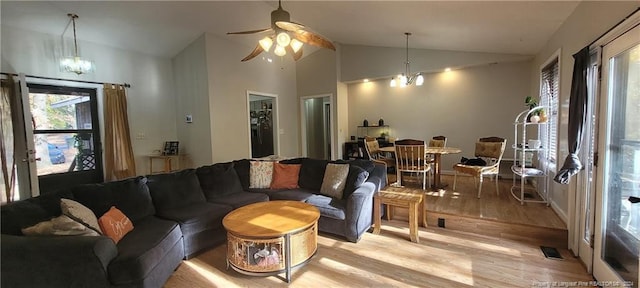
xmin=452 ymin=137 xmax=507 ymax=198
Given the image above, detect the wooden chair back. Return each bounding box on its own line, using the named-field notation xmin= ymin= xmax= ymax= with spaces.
xmin=394 ymin=140 xmax=429 ymax=172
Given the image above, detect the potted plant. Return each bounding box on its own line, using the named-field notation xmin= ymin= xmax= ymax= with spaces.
xmin=525 ymin=96 xmax=544 ymax=123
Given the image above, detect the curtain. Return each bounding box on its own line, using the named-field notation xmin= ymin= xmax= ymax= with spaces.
xmin=1 ymin=77 xmax=17 ymax=203
xmin=554 ymin=46 xmax=590 ymax=184
xmin=103 ymin=84 xmax=136 ymax=180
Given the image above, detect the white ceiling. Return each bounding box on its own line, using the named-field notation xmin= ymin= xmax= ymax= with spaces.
xmin=1 ymin=1 xmax=581 ymax=58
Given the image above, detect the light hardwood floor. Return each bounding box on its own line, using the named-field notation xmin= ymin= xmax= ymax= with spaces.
xmin=165 ymin=221 xmax=592 ymax=287
xmin=164 ymin=175 xmax=589 ymax=287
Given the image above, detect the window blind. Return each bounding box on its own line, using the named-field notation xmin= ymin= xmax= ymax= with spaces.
xmin=540 ymin=58 xmax=559 ymax=165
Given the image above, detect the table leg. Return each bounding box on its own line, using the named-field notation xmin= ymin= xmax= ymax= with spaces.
xmin=164 ymin=157 xmax=172 ymax=173
xmin=409 ymin=201 xmax=419 ymax=243
xmin=285 ymin=234 xmax=291 ymax=283
xmin=373 ymin=196 xmax=381 ymax=234
xmin=419 ymin=195 xmax=427 ymax=227
xmin=434 ymin=154 xmax=442 ymax=188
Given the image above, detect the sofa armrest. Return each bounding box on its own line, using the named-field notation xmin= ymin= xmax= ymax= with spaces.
xmin=344 ymin=179 xmax=378 ymax=242
xmin=1 ymin=234 xmax=117 ymax=288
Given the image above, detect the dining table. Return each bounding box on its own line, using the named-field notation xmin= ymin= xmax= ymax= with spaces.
xmin=380 ymin=146 xmax=462 ymax=189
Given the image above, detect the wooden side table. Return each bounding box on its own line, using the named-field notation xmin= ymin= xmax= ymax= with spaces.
xmin=147 ymin=154 xmax=185 ymax=174
xmin=373 ymin=187 xmax=426 ymax=243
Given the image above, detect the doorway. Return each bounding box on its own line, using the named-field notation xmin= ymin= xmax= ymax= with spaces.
xmin=300 ymin=94 xmax=333 ymax=160
xmin=593 ymin=23 xmax=639 ymax=284
xmin=3 ymin=75 xmax=104 ymax=200
xmin=247 ymin=91 xmax=279 ymax=158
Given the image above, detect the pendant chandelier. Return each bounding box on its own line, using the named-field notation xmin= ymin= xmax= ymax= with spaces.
xmin=390 ymin=32 xmax=423 ymax=87
xmin=60 ymin=13 xmax=95 ymax=75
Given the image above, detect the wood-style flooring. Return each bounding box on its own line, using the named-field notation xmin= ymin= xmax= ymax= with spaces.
xmin=164 ymin=175 xmax=590 ymax=287
xmin=165 ymin=221 xmax=592 ymax=287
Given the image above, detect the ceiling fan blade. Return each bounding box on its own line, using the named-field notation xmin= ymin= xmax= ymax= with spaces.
xmin=275 ymin=21 xmax=305 ymax=32
xmin=241 ymin=44 xmax=264 ymax=62
xmin=285 ymin=45 xmax=303 ymax=61
xmin=227 ymin=28 xmax=273 ymax=35
xmin=294 ymin=30 xmax=336 ymax=51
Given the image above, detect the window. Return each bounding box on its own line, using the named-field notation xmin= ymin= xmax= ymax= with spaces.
xmin=539 ymin=56 xmax=559 ymax=166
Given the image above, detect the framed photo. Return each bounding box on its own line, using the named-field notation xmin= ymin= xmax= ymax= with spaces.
xmin=163 ymin=141 xmax=179 ymax=155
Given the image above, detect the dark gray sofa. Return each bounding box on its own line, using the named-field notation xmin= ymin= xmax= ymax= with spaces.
xmin=0 ymin=157 xmax=384 ymax=287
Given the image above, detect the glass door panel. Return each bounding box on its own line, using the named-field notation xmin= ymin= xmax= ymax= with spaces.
xmin=595 ymin=24 xmax=639 ymax=285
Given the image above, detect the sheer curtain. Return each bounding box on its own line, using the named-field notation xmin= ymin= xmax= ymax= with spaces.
xmin=103 ymin=84 xmax=136 ymax=180
xmin=1 ymin=77 xmax=16 ymax=203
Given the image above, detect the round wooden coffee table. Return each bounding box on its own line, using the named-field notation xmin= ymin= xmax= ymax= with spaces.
xmin=222 ymin=201 xmax=320 ymax=283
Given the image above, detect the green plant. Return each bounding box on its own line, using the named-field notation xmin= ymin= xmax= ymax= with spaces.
xmin=525 ymin=96 xmax=541 ymax=116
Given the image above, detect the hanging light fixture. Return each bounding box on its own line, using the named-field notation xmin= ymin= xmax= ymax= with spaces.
xmin=390 ymin=32 xmax=423 ymax=87
xmin=60 ymin=13 xmax=95 ymax=75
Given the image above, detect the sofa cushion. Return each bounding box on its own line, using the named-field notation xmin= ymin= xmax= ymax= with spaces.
xmin=269 ymin=188 xmax=316 ymax=202
xmin=71 ymin=176 xmax=155 ymax=224
xmin=343 ymin=165 xmax=370 ymax=200
xmin=147 ymin=169 xmax=206 ymax=211
xmin=249 ymin=161 xmax=274 ymax=189
xmin=299 ymin=158 xmax=329 ymax=190
xmin=21 ymin=215 xmax=100 ymax=236
xmin=196 ymin=162 xmax=244 ymax=200
xmin=232 ymin=159 xmax=251 ymax=191
xmin=320 ymin=163 xmax=349 ymax=199
xmin=1 ymin=189 xmax=74 ymax=235
xmin=306 ymin=194 xmax=347 ymax=220
xmin=61 ymin=198 xmax=102 ymax=234
xmin=270 ymin=163 xmax=301 ymax=189
xmin=107 ymin=216 xmax=182 ymax=285
xmin=207 ymin=192 xmax=269 ymax=209
xmin=156 ymin=202 xmax=231 ymax=236
xmin=99 ymin=206 xmax=134 ymax=244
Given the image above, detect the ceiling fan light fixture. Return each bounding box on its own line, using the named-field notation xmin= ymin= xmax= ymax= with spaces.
xmin=274 ymin=45 xmax=287 ymax=56
xmin=276 ymin=32 xmax=291 ymax=47
xmin=290 ymin=39 xmax=303 ymax=53
xmin=259 ymin=37 xmax=273 ymax=51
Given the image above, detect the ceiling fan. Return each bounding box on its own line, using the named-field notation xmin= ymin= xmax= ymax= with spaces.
xmin=227 ymin=0 xmax=336 ymax=62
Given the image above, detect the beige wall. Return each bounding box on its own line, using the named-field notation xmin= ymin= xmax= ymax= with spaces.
xmin=172 ymin=34 xmax=212 ymax=167
xmin=296 ymin=48 xmax=340 ymax=159
xmin=530 ymin=1 xmax=638 ymax=222
xmin=348 ymin=60 xmax=531 ymax=171
xmin=205 ymin=33 xmax=299 ymax=162
xmin=1 ymin=26 xmax=178 ymax=176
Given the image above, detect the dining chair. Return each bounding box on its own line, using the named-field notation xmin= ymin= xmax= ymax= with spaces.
xmin=427 ymin=136 xmax=447 ymax=179
xmin=452 ymin=137 xmax=507 ymax=198
xmin=363 ymin=136 xmax=395 ymax=173
xmin=394 ymin=139 xmax=431 ymax=190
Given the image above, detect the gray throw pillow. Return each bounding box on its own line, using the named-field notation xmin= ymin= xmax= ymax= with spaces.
xmin=60 ymin=198 xmax=102 ymax=234
xmin=320 ymin=163 xmax=350 ymax=199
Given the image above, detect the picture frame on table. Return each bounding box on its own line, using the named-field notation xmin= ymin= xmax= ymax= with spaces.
xmin=163 ymin=141 xmax=179 ymax=155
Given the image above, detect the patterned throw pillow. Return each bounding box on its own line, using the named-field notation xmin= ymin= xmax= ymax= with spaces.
xmin=98 ymin=206 xmax=134 ymax=244
xmin=270 ymin=163 xmax=301 ymax=189
xmin=320 ymin=163 xmax=350 ymax=199
xmin=249 ymin=161 xmax=274 ymax=189
xmin=22 ymin=215 xmax=100 ymax=236
xmin=61 ymin=198 xmax=103 ymax=234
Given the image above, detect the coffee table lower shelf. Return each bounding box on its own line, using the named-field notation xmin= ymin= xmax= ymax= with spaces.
xmin=225 ymin=222 xmax=317 ymax=282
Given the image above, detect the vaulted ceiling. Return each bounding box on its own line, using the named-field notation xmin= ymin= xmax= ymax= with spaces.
xmin=1 ymin=1 xmax=580 ymax=58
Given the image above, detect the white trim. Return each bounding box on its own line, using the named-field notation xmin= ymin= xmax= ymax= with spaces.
xmin=246 ymin=90 xmax=280 ymax=158
xmin=300 ymin=94 xmax=335 ymax=159
xmin=550 ymin=198 xmax=569 ymax=225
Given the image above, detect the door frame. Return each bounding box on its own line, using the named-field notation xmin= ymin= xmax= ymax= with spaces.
xmin=246 ymin=90 xmax=280 ymax=158
xmin=593 ymin=18 xmax=639 ymax=283
xmin=300 ymin=94 xmax=335 ymax=159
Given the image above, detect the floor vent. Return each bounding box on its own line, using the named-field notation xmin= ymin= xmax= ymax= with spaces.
xmin=540 ymin=246 xmax=563 ymax=260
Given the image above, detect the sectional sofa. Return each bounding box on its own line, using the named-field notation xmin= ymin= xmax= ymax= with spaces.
xmin=0 ymin=157 xmax=385 ymax=288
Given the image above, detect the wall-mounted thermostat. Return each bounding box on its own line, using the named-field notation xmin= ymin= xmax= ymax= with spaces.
xmin=185 ymin=114 xmax=193 ymax=123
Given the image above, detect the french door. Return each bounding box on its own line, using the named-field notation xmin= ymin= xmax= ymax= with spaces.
xmin=8 ymin=75 xmax=104 ymax=199
xmin=594 ymin=24 xmax=639 ymax=286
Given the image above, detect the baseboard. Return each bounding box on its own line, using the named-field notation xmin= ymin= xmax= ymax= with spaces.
xmin=550 ymin=200 xmax=568 ymax=226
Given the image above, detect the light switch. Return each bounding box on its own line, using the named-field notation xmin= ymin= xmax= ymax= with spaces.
xmin=279 ymin=129 xmax=285 ymax=135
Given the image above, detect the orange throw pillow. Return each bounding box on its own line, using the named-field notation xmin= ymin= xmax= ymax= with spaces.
xmin=98 ymin=206 xmax=134 ymax=244
xmin=270 ymin=163 xmax=301 ymax=189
